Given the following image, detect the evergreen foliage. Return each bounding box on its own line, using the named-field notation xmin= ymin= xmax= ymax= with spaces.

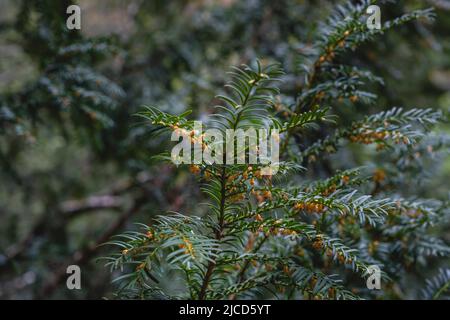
xmin=104 ymin=2 xmax=449 ymax=300
xmin=0 ymin=0 xmax=448 ymax=300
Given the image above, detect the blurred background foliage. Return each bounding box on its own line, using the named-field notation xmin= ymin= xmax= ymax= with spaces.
xmin=0 ymin=0 xmax=448 ymax=299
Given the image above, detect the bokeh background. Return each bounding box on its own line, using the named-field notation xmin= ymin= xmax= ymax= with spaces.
xmin=0 ymin=0 xmax=449 ymax=299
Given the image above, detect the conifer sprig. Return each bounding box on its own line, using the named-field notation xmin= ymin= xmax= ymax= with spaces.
xmin=104 ymin=1 xmax=449 ymax=300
